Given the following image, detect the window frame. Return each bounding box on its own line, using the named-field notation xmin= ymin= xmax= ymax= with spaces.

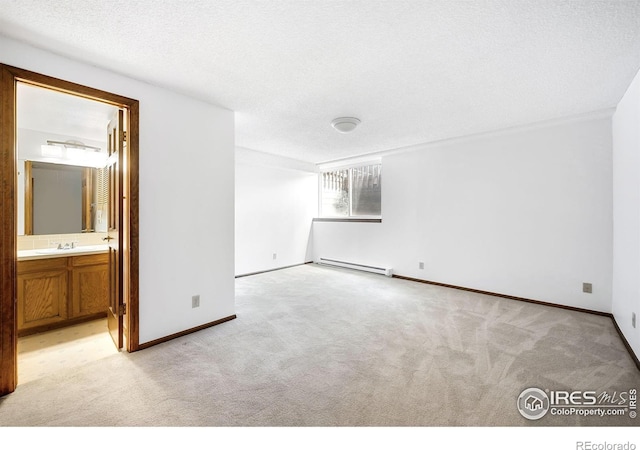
xmin=317 ymin=160 xmax=382 ymax=221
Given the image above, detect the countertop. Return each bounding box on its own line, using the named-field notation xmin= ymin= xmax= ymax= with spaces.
xmin=18 ymin=245 xmax=110 ymax=261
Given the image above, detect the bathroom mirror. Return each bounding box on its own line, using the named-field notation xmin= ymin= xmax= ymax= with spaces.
xmin=16 ymin=81 xmax=118 ymax=236
xmin=23 ymin=161 xmax=107 ymax=235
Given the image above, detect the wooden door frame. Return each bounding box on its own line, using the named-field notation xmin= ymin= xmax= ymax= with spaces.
xmin=0 ymin=64 xmax=140 ymax=396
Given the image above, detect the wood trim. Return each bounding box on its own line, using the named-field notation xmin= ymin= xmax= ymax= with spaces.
xmin=126 ymin=100 xmax=140 ymax=352
xmin=392 ymin=274 xmax=611 ymax=316
xmin=313 ymin=218 xmax=382 ymax=223
xmin=610 ymin=316 xmax=640 ymax=372
xmin=235 ymin=261 xmax=314 ymax=278
xmin=137 ymin=315 xmax=237 ymax=350
xmin=0 ymin=65 xmax=17 ymax=395
xmin=4 ymin=65 xmax=138 ymax=107
xmin=0 ymin=64 xmax=141 ymax=396
xmin=24 ymin=160 xmax=32 ymax=235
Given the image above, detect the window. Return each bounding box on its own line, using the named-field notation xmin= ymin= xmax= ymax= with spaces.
xmin=320 ymin=163 xmax=381 ymax=218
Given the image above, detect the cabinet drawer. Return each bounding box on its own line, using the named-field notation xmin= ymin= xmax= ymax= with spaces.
xmin=18 ymin=257 xmax=67 ymax=274
xmin=72 ymin=252 xmax=109 ymax=267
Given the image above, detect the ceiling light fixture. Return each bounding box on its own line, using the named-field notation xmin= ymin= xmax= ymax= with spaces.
xmin=331 ymin=117 xmax=360 ymax=134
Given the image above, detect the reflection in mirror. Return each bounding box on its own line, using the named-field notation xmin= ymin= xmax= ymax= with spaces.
xmin=16 ymin=81 xmax=119 ymax=236
xmin=24 ymin=161 xmax=108 ymax=236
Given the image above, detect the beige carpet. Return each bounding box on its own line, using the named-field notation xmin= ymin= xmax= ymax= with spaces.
xmin=0 ymin=264 xmax=638 ymax=426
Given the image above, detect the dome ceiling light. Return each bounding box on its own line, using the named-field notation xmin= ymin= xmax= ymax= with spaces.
xmin=331 ymin=117 xmax=360 ymax=134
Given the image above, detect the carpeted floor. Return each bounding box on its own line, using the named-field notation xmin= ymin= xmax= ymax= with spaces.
xmin=0 ymin=264 xmax=638 ymax=426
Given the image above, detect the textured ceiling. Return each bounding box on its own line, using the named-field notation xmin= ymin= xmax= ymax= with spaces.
xmin=2 ymin=0 xmax=640 ymax=164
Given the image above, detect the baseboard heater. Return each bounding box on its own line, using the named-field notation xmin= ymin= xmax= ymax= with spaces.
xmin=316 ymin=258 xmax=393 ymax=277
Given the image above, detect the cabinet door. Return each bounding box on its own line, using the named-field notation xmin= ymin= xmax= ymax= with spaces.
xmin=71 ymin=264 xmax=109 ymax=318
xmin=17 ymin=269 xmax=68 ymax=330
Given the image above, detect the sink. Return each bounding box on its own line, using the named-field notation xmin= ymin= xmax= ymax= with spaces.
xmin=35 ymin=245 xmax=108 ymax=255
xmin=35 ymin=248 xmax=68 ymax=255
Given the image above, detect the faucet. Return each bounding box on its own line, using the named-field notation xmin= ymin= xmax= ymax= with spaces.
xmin=51 ymin=242 xmax=78 ymax=250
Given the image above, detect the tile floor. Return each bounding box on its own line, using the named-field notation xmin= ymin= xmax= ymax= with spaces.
xmin=17 ymin=319 xmax=119 ymax=384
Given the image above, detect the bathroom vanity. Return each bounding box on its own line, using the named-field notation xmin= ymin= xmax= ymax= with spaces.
xmin=17 ymin=246 xmax=109 ymax=337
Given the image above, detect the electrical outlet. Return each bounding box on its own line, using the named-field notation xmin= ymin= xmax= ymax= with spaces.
xmin=273 ymin=253 xmax=277 ymax=260
xmin=633 ymin=312 xmax=637 ymax=329
xmin=192 ymin=295 xmax=200 ymax=308
xmin=419 ymin=262 xmax=424 ymax=270
xmin=582 ymin=283 xmax=592 ymax=294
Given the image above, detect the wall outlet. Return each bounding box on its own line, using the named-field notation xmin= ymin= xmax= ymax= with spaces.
xmin=633 ymin=312 xmax=637 ymax=329
xmin=418 ymin=262 xmax=424 ymax=270
xmin=273 ymin=253 xmax=277 ymax=260
xmin=192 ymin=295 xmax=200 ymax=308
xmin=582 ymin=283 xmax=592 ymax=294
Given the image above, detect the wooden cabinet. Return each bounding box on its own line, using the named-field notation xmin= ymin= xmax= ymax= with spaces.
xmin=17 ymin=258 xmax=68 ymax=331
xmin=17 ymin=253 xmax=109 ymax=336
xmin=70 ymin=254 xmax=109 ymax=318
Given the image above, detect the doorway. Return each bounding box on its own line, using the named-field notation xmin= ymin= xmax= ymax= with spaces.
xmin=0 ymin=65 xmax=140 ymax=396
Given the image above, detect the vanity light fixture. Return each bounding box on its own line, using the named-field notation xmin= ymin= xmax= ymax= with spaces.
xmin=40 ymin=140 xmax=106 ymax=168
xmin=40 ymin=144 xmax=64 ymax=158
xmin=45 ymin=140 xmax=101 ymax=152
xmin=331 ymin=117 xmax=361 ymax=134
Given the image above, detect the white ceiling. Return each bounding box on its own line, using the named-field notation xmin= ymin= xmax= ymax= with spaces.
xmin=17 ymin=82 xmax=118 ymax=143
xmin=2 ymin=0 xmax=640 ymax=164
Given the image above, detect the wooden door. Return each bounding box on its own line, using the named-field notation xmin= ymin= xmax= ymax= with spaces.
xmin=106 ymin=109 xmax=124 ymax=349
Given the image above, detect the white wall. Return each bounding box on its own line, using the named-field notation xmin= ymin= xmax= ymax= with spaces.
xmin=1 ymin=35 xmax=236 ymax=344
xmin=314 ymin=113 xmax=614 ymax=313
xmin=235 ymin=148 xmax=317 ymax=276
xmin=612 ymin=68 xmax=640 ymax=357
